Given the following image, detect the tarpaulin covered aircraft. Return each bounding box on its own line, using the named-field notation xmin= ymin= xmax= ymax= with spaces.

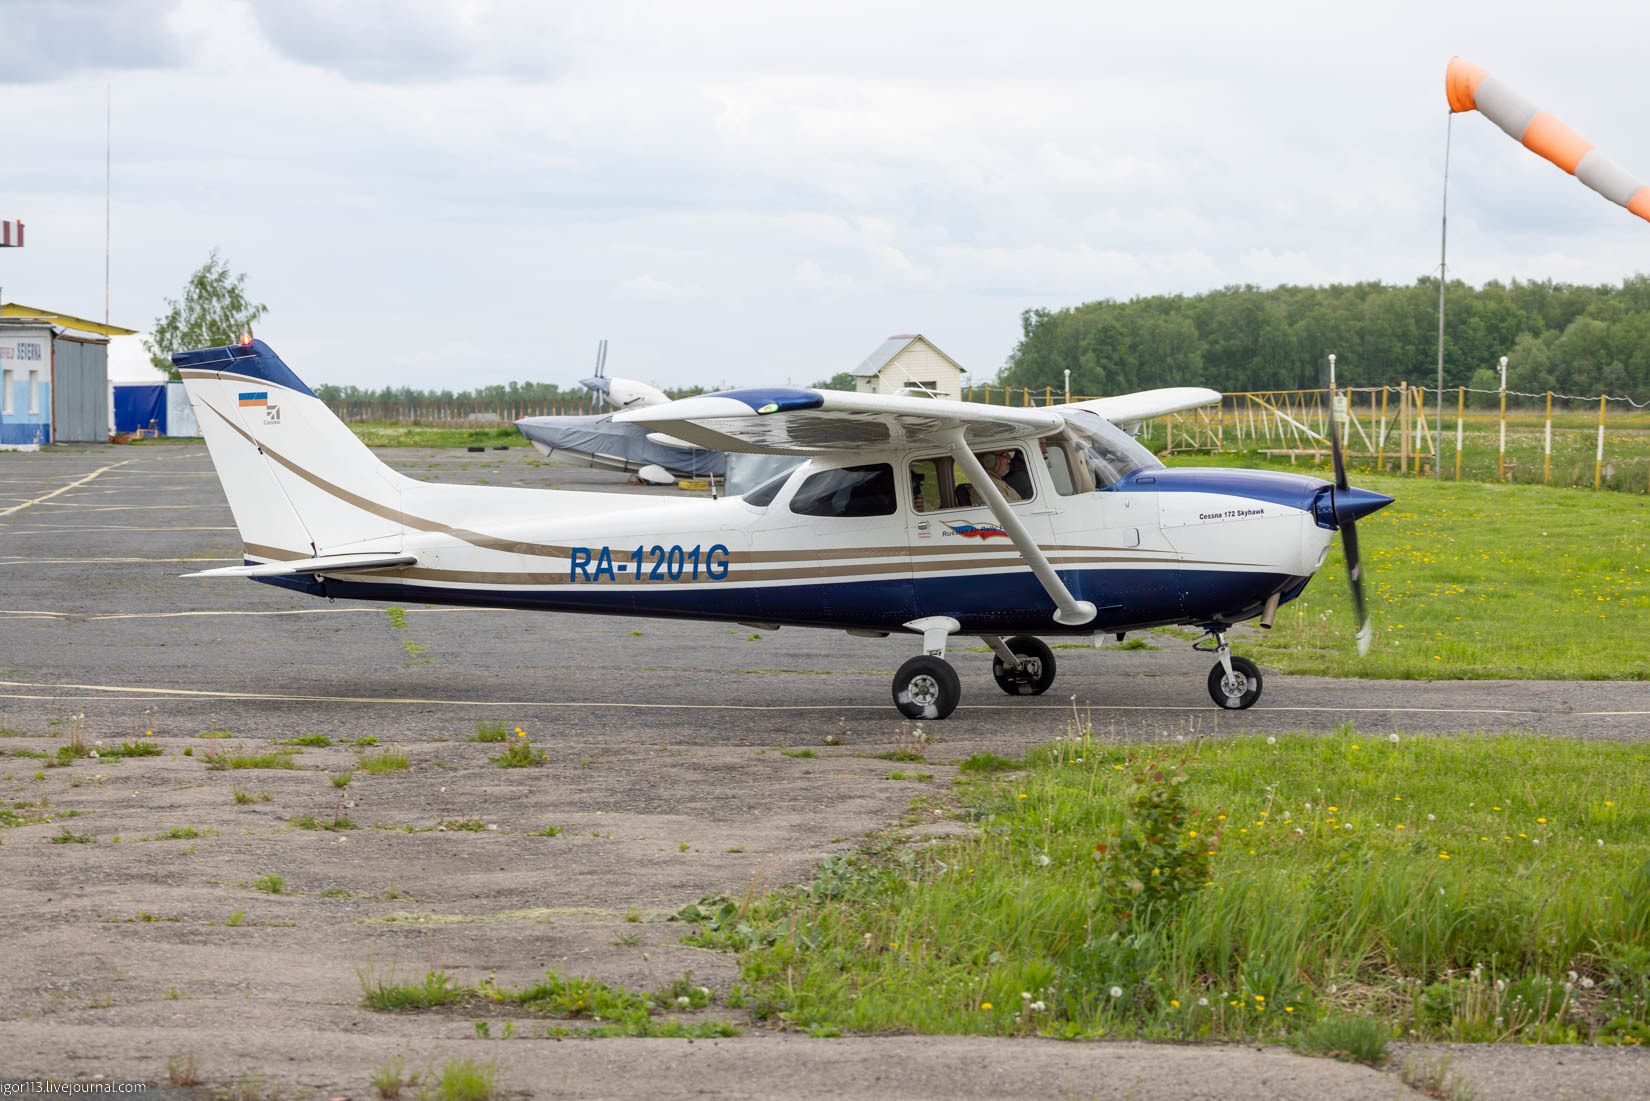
xmin=175 ymin=340 xmax=1389 ymax=718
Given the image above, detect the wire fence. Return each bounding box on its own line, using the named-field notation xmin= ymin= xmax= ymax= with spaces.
xmin=966 ymin=383 xmax=1650 ymax=493
xmin=325 ymin=396 xmax=601 ymax=424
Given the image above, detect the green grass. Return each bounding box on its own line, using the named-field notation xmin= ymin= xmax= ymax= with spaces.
xmin=422 ymin=1056 xmax=499 ymax=1101
xmin=957 ymin=752 xmax=1020 ymax=773
xmin=472 ymin=720 xmax=512 ymax=743
xmin=1291 ymin=1016 xmax=1390 ymax=1065
xmin=232 ymin=788 xmax=272 ymax=804
xmin=142 ymin=826 xmax=212 ymax=841
xmin=358 ymin=967 xmax=465 ymax=1011
xmin=780 ymin=748 xmax=816 ymax=759
xmin=281 ymin=734 xmax=331 ymax=747
xmin=347 ymin=422 xmax=524 ymax=448
xmin=704 ymin=724 xmax=1650 ymax=1043
xmin=490 ymin=737 xmax=543 ymax=768
xmin=203 ymin=748 xmax=298 ymax=771
xmin=251 ymin=873 xmax=285 ymax=894
xmin=1162 ymin=457 xmax=1649 ymax=680
xmin=49 ymin=827 xmax=95 ymax=844
xmin=358 ymin=748 xmax=410 ymax=775
xmin=290 ymin=812 xmax=357 ymax=832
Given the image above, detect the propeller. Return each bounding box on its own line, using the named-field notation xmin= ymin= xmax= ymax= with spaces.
xmin=1327 ymin=403 xmax=1391 ymax=656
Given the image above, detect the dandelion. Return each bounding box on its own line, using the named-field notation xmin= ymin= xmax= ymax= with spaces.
xmin=980 ymin=1002 xmax=992 ymax=1010
xmin=1388 ymin=733 xmax=1400 ymax=744
xmin=1030 ymin=1001 xmax=1047 ymax=1012
xmin=1285 ymin=1006 xmax=1295 ymax=1013
xmin=1537 ymin=817 xmax=1547 ymax=824
xmin=1266 ymin=736 xmax=1276 ymax=745
xmin=675 ymin=996 xmax=690 ymax=1007
xmin=1581 ymin=978 xmax=1596 ymax=989
xmin=1427 ymin=813 xmax=1436 ymax=821
xmin=1110 ymin=986 xmax=1123 ymax=998
xmin=1598 ymin=839 xmax=1605 ymax=847
xmin=1350 ymin=744 xmax=1359 ymax=750
xmin=1170 ymin=999 xmax=1181 ymax=1008
xmin=1022 ymin=992 xmax=1032 ymax=1002
xmin=1017 ymin=793 xmax=1027 ymax=800
xmin=1197 ymin=997 xmax=1209 ymax=1007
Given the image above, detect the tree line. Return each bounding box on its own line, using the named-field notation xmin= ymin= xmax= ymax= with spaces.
xmin=997 ymin=276 xmax=1650 ymax=403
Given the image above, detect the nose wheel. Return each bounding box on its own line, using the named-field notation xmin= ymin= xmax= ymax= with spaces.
xmin=893 ymin=655 xmax=961 ymax=719
xmin=1199 ymin=630 xmax=1263 ymax=710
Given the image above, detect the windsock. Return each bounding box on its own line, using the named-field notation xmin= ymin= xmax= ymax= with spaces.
xmin=1446 ymin=57 xmax=1650 ymax=225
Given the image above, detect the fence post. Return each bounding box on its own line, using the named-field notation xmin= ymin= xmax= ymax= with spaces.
xmin=1543 ymin=391 xmax=1552 ymax=485
xmin=1399 ymin=382 xmax=1410 ymax=473
xmin=1596 ymin=395 xmax=1606 ymax=489
xmin=1455 ymin=387 xmax=1464 ymax=481
xmin=1376 ymin=387 xmax=1388 ymax=470
xmin=1498 ymin=385 xmax=1507 ymax=482
xmin=1413 ymin=385 xmax=1425 ymax=474
xmin=1044 ymin=385 xmax=1051 ymax=406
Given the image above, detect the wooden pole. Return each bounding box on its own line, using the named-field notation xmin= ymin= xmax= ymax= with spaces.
xmin=1399 ymin=382 xmax=1410 ymax=473
xmin=1595 ymin=395 xmax=1607 ymax=489
xmin=1376 ymin=387 xmax=1389 ymax=470
xmin=1543 ymin=391 xmax=1552 ymax=485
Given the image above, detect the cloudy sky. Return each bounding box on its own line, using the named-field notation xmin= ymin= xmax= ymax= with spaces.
xmin=7 ymin=0 xmax=1649 ymax=391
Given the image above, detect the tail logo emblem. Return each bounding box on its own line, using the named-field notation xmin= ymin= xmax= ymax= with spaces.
xmin=264 ymin=405 xmax=281 ymax=425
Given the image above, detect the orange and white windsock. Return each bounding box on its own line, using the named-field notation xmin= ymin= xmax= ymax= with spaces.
xmin=1446 ymin=57 xmax=1650 ymax=225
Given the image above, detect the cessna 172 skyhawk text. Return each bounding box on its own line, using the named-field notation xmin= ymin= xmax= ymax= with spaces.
xmin=177 ymin=340 xmax=1391 ymax=719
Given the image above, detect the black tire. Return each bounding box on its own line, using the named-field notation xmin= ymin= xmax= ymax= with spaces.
xmin=892 ymin=655 xmax=962 ymax=720
xmin=1208 ymin=655 xmax=1263 ymax=710
xmin=991 ymin=635 xmax=1057 ymax=696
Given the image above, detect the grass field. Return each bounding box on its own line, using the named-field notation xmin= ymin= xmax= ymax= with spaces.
xmin=1162 ymin=456 xmax=1650 ymax=681
xmin=345 ymin=422 xmax=526 ymax=448
xmin=697 ymin=726 xmax=1650 ymax=1045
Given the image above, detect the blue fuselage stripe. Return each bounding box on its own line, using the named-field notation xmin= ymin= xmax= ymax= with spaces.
xmin=258 ymin=565 xmax=1307 ymax=635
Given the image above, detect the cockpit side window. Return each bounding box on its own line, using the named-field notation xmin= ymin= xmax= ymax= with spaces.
xmin=906 ymin=449 xmax=1034 ymax=512
xmin=789 ymin=463 xmax=897 ymax=517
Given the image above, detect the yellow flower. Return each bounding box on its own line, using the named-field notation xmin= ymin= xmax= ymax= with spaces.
xmin=1537 ymin=817 xmax=1547 ymax=824
xmin=980 ymin=1002 xmax=992 ymax=1010
xmin=1170 ymin=999 xmax=1181 ymax=1008
xmin=1396 ymin=825 xmax=1405 ymax=830
xmin=1188 ymin=830 xmax=1198 ymax=838
xmin=1439 ymin=853 xmax=1450 ymax=860
xmin=1018 ymin=793 xmax=1028 ymax=800
xmin=1350 ymin=745 xmax=1359 ymax=750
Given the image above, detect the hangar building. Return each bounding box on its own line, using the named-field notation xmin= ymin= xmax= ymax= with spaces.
xmin=0 ymin=304 xmax=135 ymax=448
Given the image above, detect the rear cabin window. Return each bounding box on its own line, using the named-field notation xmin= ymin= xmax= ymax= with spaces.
xmin=789 ymin=463 xmax=897 ymax=517
xmin=907 ymin=449 xmax=1033 ymax=512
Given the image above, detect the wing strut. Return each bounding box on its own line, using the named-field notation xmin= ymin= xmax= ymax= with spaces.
xmin=947 ymin=432 xmax=1096 ymax=627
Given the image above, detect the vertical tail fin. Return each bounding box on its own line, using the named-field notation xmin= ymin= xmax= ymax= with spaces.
xmin=175 ymin=340 xmax=407 ymax=561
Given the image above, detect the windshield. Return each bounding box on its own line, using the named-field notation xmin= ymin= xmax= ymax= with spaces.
xmin=1047 ymin=412 xmax=1163 ymax=492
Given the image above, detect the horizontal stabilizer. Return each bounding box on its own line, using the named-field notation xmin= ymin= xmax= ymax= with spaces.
xmin=182 ymin=553 xmax=418 ymax=579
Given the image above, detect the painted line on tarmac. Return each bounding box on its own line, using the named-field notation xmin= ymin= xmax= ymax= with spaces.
xmin=0 ymin=460 xmax=135 ymax=521
xmin=0 ymin=679 xmax=1584 ymax=715
xmin=0 ymin=606 xmax=504 ymax=622
xmin=0 ymin=526 xmax=237 ymax=534
xmin=0 ymin=557 xmax=238 ymax=565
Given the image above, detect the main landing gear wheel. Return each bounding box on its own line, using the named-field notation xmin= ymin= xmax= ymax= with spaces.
xmin=1208 ymin=655 xmax=1263 ymax=710
xmin=893 ymin=655 xmax=961 ymax=720
xmin=991 ymin=635 xmax=1057 ymax=696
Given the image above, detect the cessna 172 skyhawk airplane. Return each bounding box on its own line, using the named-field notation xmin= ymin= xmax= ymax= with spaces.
xmin=176 ymin=339 xmax=1391 ymax=719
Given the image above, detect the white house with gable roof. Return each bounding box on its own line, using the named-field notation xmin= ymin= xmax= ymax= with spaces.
xmin=850 ymin=334 xmax=966 ymax=400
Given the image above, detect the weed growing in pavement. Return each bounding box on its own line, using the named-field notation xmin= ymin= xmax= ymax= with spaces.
xmin=439 ymin=819 xmax=487 ymax=832
xmin=252 ymin=873 xmax=285 ymax=894
xmin=612 ymin=932 xmax=643 ymax=947
xmin=226 ymin=911 xmax=246 ymax=926
xmin=1291 ymin=1016 xmax=1390 ymax=1065
xmin=371 ymin=1055 xmax=418 ymax=1099
xmin=1399 ymin=1054 xmax=1477 ymax=1100
xmin=421 ymin=1056 xmax=498 ymax=1101
xmin=291 ymin=813 xmax=357 ymax=832
xmin=359 ymin=749 xmax=410 ymax=775
xmin=166 ymin=1048 xmax=202 ymax=1086
xmin=332 ymin=771 xmax=353 ymax=788
xmin=142 ymin=826 xmax=215 ymax=841
xmin=489 ymin=735 xmax=543 ymax=768
xmin=624 ymin=907 xmax=642 ymax=923
xmin=283 ymin=734 xmax=332 ymax=747
xmin=472 ymin=721 xmax=511 ymax=743
xmin=354 ymin=736 xmax=379 ymax=747
xmin=49 ymin=826 xmax=95 ymax=844
xmin=779 ymin=748 xmax=816 ymax=759
xmin=529 ymin=826 xmax=562 ymax=837
xmin=386 ymin=606 xmax=408 ymax=630
xmin=233 ymin=788 xmax=272 ymax=804
xmin=197 ymin=729 xmax=234 ymax=739
xmin=222 ymin=1069 xmax=281 ymax=1101
xmin=111 ymin=740 xmax=163 ymax=757
xmin=887 ymin=771 xmax=933 ymax=782
xmin=204 ymin=748 xmax=298 ymax=771
xmin=358 ymin=966 xmax=465 ymax=1011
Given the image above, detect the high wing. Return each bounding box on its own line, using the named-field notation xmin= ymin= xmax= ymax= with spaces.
xmin=617 ymin=387 xmax=1096 ymax=627
xmin=613 ymin=388 xmax=1065 ymax=455
xmin=1058 ymin=386 xmax=1222 ymax=432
